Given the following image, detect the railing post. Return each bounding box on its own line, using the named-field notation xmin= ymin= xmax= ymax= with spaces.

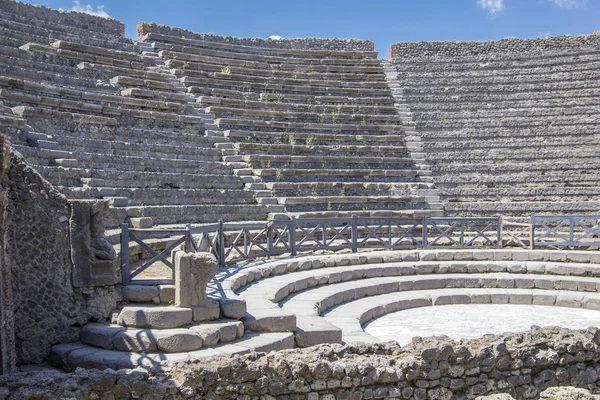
xmin=120 ymin=223 xmax=130 ymax=286
xmin=266 ymin=222 xmax=273 ymax=259
xmin=496 ymin=217 xmax=502 ymax=249
xmin=218 ymin=219 xmax=225 ymax=267
xmin=351 ymin=214 xmax=358 ymax=253
xmin=422 ymin=217 xmax=428 ymax=249
xmin=530 ymin=213 xmax=535 ymax=250
xmin=185 ymin=223 xmax=192 ymax=253
xmin=290 ymin=216 xmax=296 ymax=257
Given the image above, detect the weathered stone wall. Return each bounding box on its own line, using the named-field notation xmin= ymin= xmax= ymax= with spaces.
xmin=3 ymin=148 xmax=119 ymax=365
xmin=138 ymin=22 xmax=375 ymax=52
xmin=2 ymin=327 xmax=600 ymax=399
xmin=0 ymin=134 xmax=16 ymax=375
xmin=0 ymin=0 xmax=124 ymax=36
xmin=389 ymin=31 xmax=600 ymax=59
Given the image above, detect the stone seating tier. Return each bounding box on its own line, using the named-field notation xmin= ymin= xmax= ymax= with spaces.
xmin=144 ymin=32 xmax=378 ymax=59
xmin=165 ymin=58 xmax=384 ymax=75
xmin=0 ymin=11 xmax=134 ymax=52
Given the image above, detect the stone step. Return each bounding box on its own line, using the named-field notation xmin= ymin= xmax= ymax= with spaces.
xmin=147 ymin=32 xmax=378 ymax=60
xmin=225 ymin=130 xmax=407 ymax=146
xmin=214 ymin=117 xmax=405 ymax=133
xmin=269 ymin=209 xmax=443 ymax=220
xmin=48 ymin=331 xmax=294 ymax=371
xmin=116 ymin=305 xmax=194 ymax=329
xmin=164 ymin=54 xmax=384 ymax=75
xmin=35 ymin=165 xmax=245 ymax=189
xmin=197 ymin=96 xmax=396 ymax=114
xmin=81 ymin=319 xmax=243 ymax=353
xmin=190 ymin=86 xmax=395 ymax=105
xmin=236 ymin=143 xmax=410 ymax=157
xmin=181 ymin=75 xmax=391 ymax=97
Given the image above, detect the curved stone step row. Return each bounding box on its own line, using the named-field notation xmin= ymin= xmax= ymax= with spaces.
xmin=395 ymin=59 xmax=600 ymax=80
xmin=392 ymin=50 xmax=600 ymax=72
xmin=34 ymin=165 xmax=244 ymax=189
xmin=324 ymin=287 xmax=600 ymax=344
xmin=395 ymin=70 xmax=600 ymax=88
xmin=270 ymin=209 xmax=441 ymax=220
xmin=439 ymin=186 xmax=600 ymax=202
xmin=413 ymin=106 xmax=600 ymax=121
xmin=214 ymin=117 xmax=406 ymax=133
xmin=62 ymin=187 xmax=256 ymax=207
xmin=254 ymin=167 xmax=422 ymax=184
xmin=49 ymin=331 xmax=294 ymax=372
xmin=165 ymin=57 xmax=384 ymax=77
xmin=420 ymin=135 xmax=600 ymax=149
xmin=225 ymin=130 xmax=406 ymax=146
xmin=156 ymin=48 xmax=380 ymax=68
xmin=197 ymin=96 xmax=396 ymax=114
xmin=404 ymin=87 xmax=600 ymax=104
xmin=433 ymin=172 xmax=600 ymax=187
xmin=192 ymin=87 xmax=395 ymax=106
xmin=415 ymin=125 xmax=600 ymax=141
xmin=109 ymin=203 xmax=268 ymax=228
xmin=205 ymin=106 xmax=401 ymax=126
xmin=182 ymin=77 xmax=391 ymax=98
xmin=146 ymin=32 xmax=378 ymax=60
xmin=0 ymin=20 xmax=134 ymax=54
xmin=235 ymin=143 xmax=411 ymax=158
xmin=264 ymin=181 xmax=432 ymax=198
xmin=415 ymin=115 xmax=600 ymax=130
xmin=216 ymin=250 xmax=600 ymax=342
xmin=443 ymin=200 xmax=600 ymax=216
xmin=0 ymin=8 xmax=134 ymax=50
xmin=20 ymin=42 xmax=149 ymax=71
xmin=199 ymin=70 xmax=390 ymax=90
xmin=169 ymin=63 xmax=386 ymax=83
xmin=0 ymin=45 xmax=125 ymax=90
xmin=410 ymin=96 xmax=600 ymax=114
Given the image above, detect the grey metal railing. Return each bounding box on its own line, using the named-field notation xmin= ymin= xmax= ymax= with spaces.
xmin=531 ymin=214 xmax=600 ymax=249
xmin=120 ymin=216 xmax=501 ymax=285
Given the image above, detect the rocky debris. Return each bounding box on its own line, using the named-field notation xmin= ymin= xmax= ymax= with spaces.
xmin=3 ymin=327 xmax=600 ymax=399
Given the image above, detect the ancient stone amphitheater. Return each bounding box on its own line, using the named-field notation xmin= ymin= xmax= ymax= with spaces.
xmin=2 ymin=0 xmax=600 ymax=398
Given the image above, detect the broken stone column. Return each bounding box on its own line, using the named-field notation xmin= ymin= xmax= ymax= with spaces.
xmin=174 ymin=251 xmax=220 ymax=322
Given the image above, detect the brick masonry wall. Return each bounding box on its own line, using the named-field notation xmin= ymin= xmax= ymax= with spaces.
xmin=0 ymin=0 xmax=124 ymax=36
xmin=1 ymin=327 xmax=600 ymax=398
xmin=3 ymin=149 xmax=119 ymax=365
xmin=138 ymin=22 xmax=375 ymax=52
xmin=389 ymin=31 xmax=600 ymax=59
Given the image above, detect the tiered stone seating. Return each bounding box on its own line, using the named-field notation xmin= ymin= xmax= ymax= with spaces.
xmin=0 ymin=0 xmax=268 ymax=229
xmin=52 ymin=249 xmax=600 ymax=370
xmin=141 ymin=25 xmax=442 ymax=219
xmin=388 ymin=35 xmax=600 ymax=216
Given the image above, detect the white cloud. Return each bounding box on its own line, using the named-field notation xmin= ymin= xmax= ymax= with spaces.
xmin=549 ymin=0 xmax=587 ymax=7
xmin=477 ymin=0 xmax=505 ymax=14
xmin=61 ymin=1 xmax=111 ymax=18
xmin=268 ymin=35 xmax=284 ymax=40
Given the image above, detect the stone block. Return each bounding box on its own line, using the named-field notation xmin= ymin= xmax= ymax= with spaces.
xmin=117 ymin=305 xmax=192 ymax=329
xmin=556 ymin=292 xmax=584 ymax=308
xmin=154 ymin=329 xmax=203 ymax=352
xmin=175 ymin=251 xmax=219 ymax=308
xmin=113 ymin=329 xmax=157 ymax=352
xmin=244 ymin=308 xmax=296 ymax=332
xmin=295 ymin=316 xmax=342 ymax=347
xmin=80 ymin=323 xmax=124 ymax=349
xmin=129 ymin=217 xmax=153 ymax=229
xmin=219 ymin=297 xmax=247 ymax=320
xmin=158 ymin=285 xmax=175 ymax=304
xmin=121 ymin=285 xmax=159 ymax=303
xmin=192 ymin=303 xmax=220 ymax=322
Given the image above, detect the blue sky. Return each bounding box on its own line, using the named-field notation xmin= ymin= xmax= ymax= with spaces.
xmin=32 ymin=0 xmax=599 ymax=57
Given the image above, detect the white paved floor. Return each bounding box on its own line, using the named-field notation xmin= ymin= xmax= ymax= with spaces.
xmin=364 ymin=304 xmax=600 ymax=345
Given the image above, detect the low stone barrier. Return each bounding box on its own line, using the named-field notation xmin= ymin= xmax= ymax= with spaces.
xmin=3 ymin=327 xmax=600 ymax=399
